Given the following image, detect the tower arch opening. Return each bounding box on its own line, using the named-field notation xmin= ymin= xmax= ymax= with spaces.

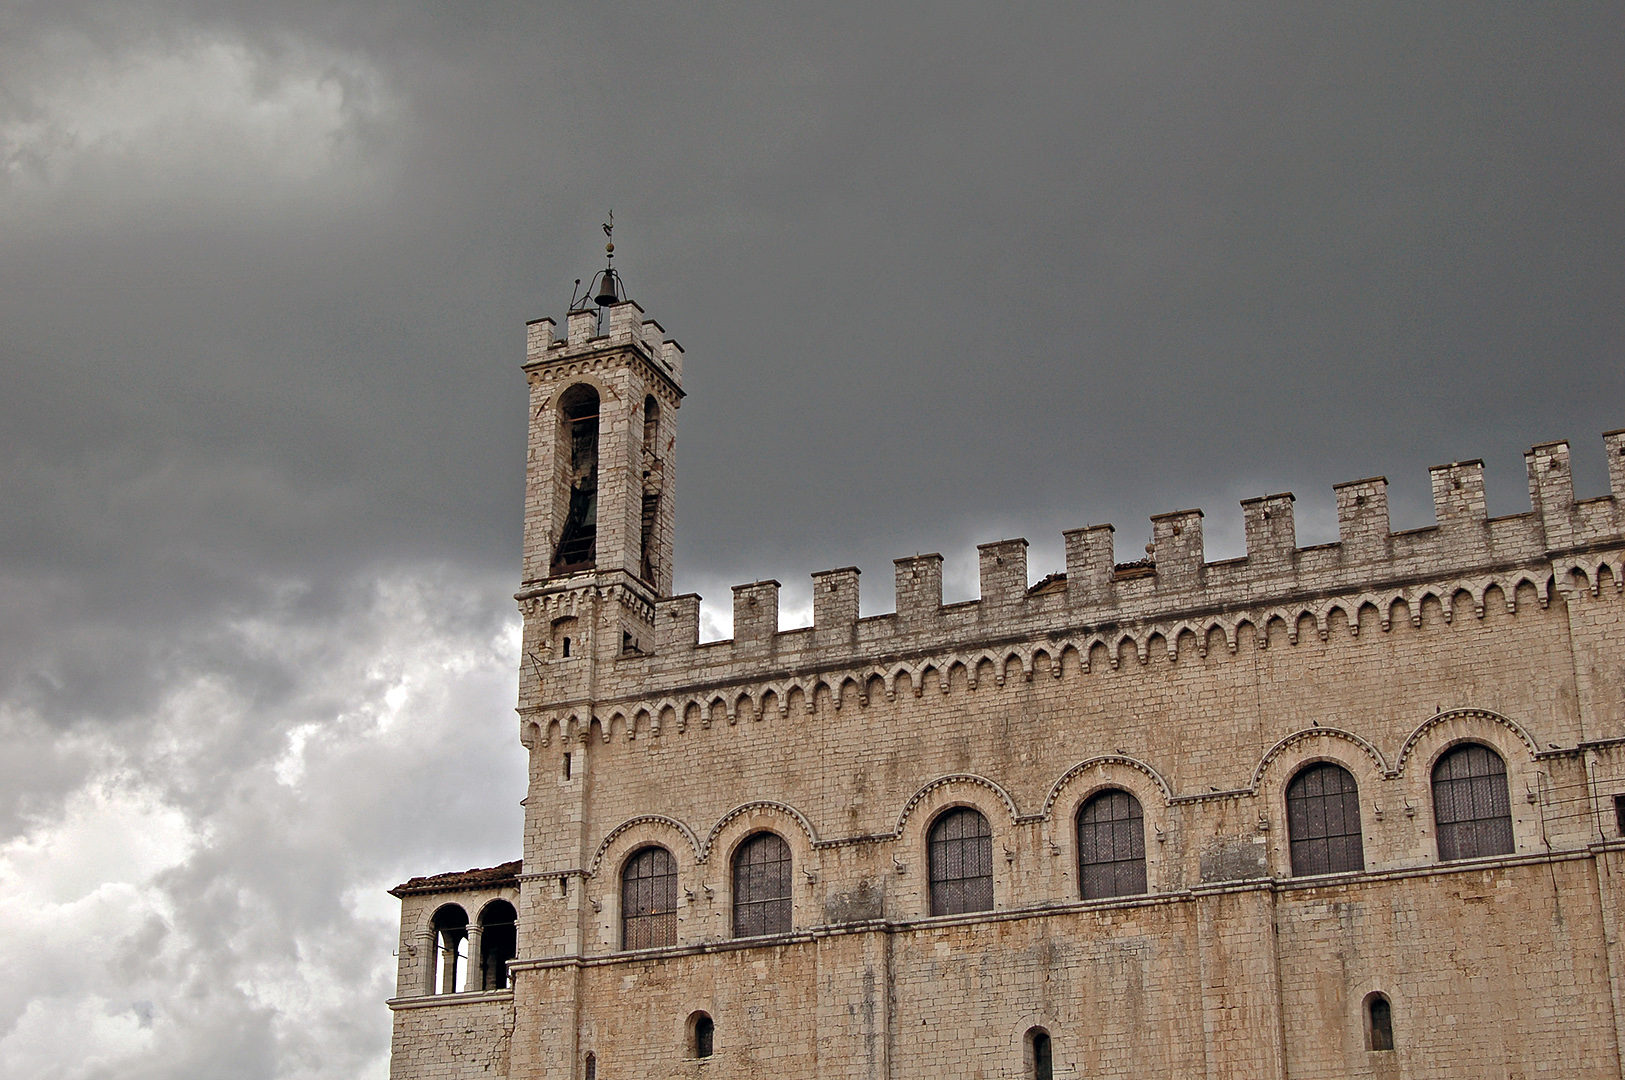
xmin=552 ymin=384 xmax=600 ymax=575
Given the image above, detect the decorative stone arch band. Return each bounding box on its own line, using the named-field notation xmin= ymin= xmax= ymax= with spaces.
xmin=892 ymin=773 xmax=1022 ymax=837
xmin=1393 ymin=708 xmax=1539 ymax=774
xmin=703 ymin=800 xmax=820 ymax=859
xmin=1250 ymin=727 xmax=1394 ymax=790
xmin=588 ymin=814 xmax=703 ymax=877
xmin=1042 ymin=755 xmax=1173 ymax=819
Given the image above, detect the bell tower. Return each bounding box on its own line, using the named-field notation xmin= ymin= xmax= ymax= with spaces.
xmin=517 ymin=233 xmax=683 ymax=707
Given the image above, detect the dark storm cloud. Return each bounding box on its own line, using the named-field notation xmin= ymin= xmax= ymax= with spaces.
xmin=1 ymin=3 xmax=1621 ymax=1076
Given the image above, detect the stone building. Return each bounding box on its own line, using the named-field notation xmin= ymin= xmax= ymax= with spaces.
xmin=388 ymin=280 xmax=1625 ymax=1079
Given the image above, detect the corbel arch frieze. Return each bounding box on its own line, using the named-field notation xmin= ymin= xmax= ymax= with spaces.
xmin=585 ymin=567 xmax=1578 ymax=747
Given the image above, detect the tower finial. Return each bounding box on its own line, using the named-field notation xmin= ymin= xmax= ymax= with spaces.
xmin=591 ymin=211 xmax=623 ymax=307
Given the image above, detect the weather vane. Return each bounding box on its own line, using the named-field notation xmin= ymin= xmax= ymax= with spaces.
xmin=590 ymin=210 xmax=623 ymax=307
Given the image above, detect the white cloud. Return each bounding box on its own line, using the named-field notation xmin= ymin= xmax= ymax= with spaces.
xmin=0 ymin=565 xmax=523 ymax=1080
xmin=0 ymin=29 xmax=396 ymax=212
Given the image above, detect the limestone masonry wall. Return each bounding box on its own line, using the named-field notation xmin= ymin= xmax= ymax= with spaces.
xmin=390 ymin=299 xmax=1625 ymax=1079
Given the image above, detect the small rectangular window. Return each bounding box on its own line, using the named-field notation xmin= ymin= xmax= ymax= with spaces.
xmin=563 ymin=753 xmax=572 ymax=780
xmin=1614 ymin=794 xmax=1625 ymax=837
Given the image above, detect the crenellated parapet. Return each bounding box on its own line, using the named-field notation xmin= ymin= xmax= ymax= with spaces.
xmin=524 ymin=432 xmax=1625 ymax=736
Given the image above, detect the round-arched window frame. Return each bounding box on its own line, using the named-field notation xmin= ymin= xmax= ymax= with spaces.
xmin=621 ymin=846 xmax=677 ymax=949
xmin=1285 ymin=762 xmax=1364 ymax=876
xmin=732 ymin=832 xmax=792 ymax=938
xmin=1076 ymin=789 xmax=1147 ymax=899
xmin=1432 ymin=742 xmax=1514 ymax=861
xmin=927 ymin=807 xmax=993 ymax=915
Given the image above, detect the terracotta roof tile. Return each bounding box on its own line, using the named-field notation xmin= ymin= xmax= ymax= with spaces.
xmin=389 ymin=859 xmax=521 ymax=897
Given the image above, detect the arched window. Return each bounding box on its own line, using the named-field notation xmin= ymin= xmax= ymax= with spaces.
xmin=1432 ymin=743 xmax=1514 ymax=861
xmin=583 ymin=1051 xmax=597 ymax=1080
xmin=1026 ymin=1027 xmax=1053 ymax=1080
xmin=1366 ymin=993 xmax=1394 ymax=1051
xmin=1286 ymin=763 xmax=1365 ymax=876
xmin=552 ymin=384 xmax=600 ymax=575
xmin=621 ymin=846 xmax=678 ymax=949
xmin=1077 ymin=789 xmax=1147 ymax=899
xmin=429 ymin=904 xmax=469 ymax=994
xmin=642 ymin=395 xmax=660 ymax=453
xmin=689 ymin=1012 xmax=714 ymax=1059
xmin=477 ymin=900 xmax=517 ymax=991
xmin=732 ymin=832 xmax=792 ymax=938
xmin=639 ymin=395 xmax=662 ymax=583
xmin=928 ymin=807 xmax=993 ymax=915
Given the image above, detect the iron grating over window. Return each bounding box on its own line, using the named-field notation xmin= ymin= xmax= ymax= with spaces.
xmin=1432 ymin=743 xmax=1514 ymax=861
xmin=1077 ymin=789 xmax=1147 ymax=899
xmin=621 ymin=846 xmax=677 ymax=949
xmin=1286 ymin=763 xmax=1365 ymax=876
xmin=928 ymin=807 xmax=993 ymax=915
xmin=732 ymin=832 xmax=792 ymax=938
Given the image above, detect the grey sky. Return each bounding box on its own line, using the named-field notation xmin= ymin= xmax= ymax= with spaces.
xmin=2 ymin=4 xmax=1621 ymax=1077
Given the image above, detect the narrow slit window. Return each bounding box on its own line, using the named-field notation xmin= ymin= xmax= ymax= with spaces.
xmin=1027 ymin=1027 xmax=1053 ymax=1080
xmin=691 ymin=1012 xmax=714 ymax=1059
xmin=1367 ymin=993 xmax=1394 ymax=1051
xmin=1613 ymin=794 xmax=1625 ymax=837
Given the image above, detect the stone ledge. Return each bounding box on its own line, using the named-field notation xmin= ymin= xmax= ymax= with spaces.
xmin=386 ymin=989 xmax=514 ymax=1011
xmin=509 ymin=845 xmax=1602 ymax=971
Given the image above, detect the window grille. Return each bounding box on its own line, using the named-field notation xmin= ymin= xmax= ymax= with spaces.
xmin=732 ymin=832 xmax=792 ymax=938
xmin=1432 ymin=743 xmax=1514 ymax=861
xmin=928 ymin=808 xmax=993 ymax=915
xmin=1286 ymin=763 xmax=1365 ymax=876
xmin=1077 ymin=789 xmax=1147 ymax=899
xmin=621 ymin=846 xmax=677 ymax=949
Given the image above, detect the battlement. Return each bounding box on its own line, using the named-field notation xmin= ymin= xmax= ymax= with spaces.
xmin=523 ymin=432 xmax=1625 ymax=717
xmin=525 ymin=299 xmax=685 ymax=384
